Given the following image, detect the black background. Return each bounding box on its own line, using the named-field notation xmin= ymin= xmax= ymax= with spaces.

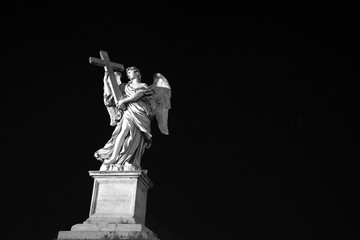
xmin=3 ymin=1 xmax=359 ymax=239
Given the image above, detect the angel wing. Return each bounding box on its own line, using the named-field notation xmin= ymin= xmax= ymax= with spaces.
xmin=149 ymin=73 xmax=171 ymax=135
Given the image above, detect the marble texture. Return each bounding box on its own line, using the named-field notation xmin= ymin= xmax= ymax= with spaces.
xmin=58 ymin=224 xmax=159 ymax=240
xmin=86 ymin=170 xmax=152 ymax=224
xmin=57 ymin=170 xmax=158 ymax=240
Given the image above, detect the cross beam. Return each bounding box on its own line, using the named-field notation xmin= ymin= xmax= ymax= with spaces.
xmin=89 ymin=50 xmax=124 ymax=103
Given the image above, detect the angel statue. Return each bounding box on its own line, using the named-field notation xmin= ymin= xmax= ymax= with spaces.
xmin=94 ymin=66 xmax=171 ymax=171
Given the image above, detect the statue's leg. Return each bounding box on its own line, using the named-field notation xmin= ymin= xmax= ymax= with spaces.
xmin=104 ymin=120 xmax=130 ymax=165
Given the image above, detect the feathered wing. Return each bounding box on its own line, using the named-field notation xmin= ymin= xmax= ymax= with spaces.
xmin=149 ymin=73 xmax=171 ymax=135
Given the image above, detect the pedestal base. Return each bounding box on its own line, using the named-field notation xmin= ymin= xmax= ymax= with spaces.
xmin=58 ymin=223 xmax=159 ymax=240
xmin=57 ymin=170 xmax=158 ymax=240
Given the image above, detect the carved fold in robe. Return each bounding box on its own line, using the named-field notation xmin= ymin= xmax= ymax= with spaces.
xmin=94 ymin=82 xmax=152 ymax=170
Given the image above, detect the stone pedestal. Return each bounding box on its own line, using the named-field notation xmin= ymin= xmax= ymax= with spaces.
xmin=57 ymin=170 xmax=159 ymax=240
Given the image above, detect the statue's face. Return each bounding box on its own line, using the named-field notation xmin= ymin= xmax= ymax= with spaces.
xmin=127 ymin=70 xmax=138 ymax=80
xmin=127 ymin=70 xmax=135 ymax=80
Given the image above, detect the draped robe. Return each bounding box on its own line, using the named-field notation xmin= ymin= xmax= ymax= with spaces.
xmin=94 ymin=82 xmax=152 ymax=171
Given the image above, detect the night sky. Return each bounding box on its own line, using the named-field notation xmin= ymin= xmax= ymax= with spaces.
xmin=4 ymin=1 xmax=359 ymax=240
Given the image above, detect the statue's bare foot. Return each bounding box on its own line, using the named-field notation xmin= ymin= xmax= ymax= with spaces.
xmin=109 ymin=164 xmax=122 ymax=171
xmin=100 ymin=164 xmax=110 ymax=171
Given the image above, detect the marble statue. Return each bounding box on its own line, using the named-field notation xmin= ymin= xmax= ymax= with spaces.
xmin=94 ymin=66 xmax=171 ymax=171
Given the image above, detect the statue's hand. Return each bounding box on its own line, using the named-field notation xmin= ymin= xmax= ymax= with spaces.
xmin=144 ymin=88 xmax=154 ymax=96
xmin=116 ymin=100 xmax=126 ymax=111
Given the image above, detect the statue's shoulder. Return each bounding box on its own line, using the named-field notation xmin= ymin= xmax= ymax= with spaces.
xmin=136 ymin=83 xmax=149 ymax=91
xmin=140 ymin=82 xmax=149 ymax=88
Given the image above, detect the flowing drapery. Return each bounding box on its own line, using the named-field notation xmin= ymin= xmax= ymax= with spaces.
xmin=94 ymin=82 xmax=152 ymax=171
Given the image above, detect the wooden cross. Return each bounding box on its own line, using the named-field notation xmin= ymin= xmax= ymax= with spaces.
xmin=89 ymin=50 xmax=125 ymax=103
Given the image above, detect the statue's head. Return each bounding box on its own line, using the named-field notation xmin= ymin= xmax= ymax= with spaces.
xmin=126 ymin=66 xmax=141 ymax=81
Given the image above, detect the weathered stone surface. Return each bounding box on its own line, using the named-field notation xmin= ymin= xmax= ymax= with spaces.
xmin=57 ymin=223 xmax=159 ymax=240
xmin=57 ymin=170 xmax=158 ymax=240
xmin=85 ymin=170 xmax=152 ymax=225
